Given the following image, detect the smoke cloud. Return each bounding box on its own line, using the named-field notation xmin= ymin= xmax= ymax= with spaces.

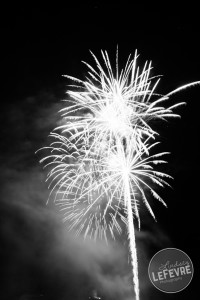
xmin=0 ymin=92 xmax=170 ymax=300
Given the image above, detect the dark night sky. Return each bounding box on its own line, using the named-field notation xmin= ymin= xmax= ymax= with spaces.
xmin=1 ymin=3 xmax=200 ymax=300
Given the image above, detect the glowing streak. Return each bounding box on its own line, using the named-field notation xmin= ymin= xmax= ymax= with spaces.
xmin=38 ymin=49 xmax=200 ymax=300
xmin=125 ymin=177 xmax=139 ymax=300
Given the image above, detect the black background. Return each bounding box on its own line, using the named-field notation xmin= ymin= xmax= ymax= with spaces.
xmin=1 ymin=2 xmax=199 ymax=300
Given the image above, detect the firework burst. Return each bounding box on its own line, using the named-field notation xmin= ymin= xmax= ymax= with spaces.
xmin=38 ymin=49 xmax=200 ymax=300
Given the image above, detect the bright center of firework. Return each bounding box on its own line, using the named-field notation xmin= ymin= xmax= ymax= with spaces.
xmin=107 ymin=150 xmax=130 ymax=175
xmin=97 ymin=101 xmax=132 ymax=137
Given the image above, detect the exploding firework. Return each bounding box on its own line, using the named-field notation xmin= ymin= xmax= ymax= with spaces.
xmin=38 ymin=49 xmax=200 ymax=300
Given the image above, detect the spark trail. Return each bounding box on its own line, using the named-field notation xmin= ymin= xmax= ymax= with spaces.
xmin=38 ymin=49 xmax=200 ymax=300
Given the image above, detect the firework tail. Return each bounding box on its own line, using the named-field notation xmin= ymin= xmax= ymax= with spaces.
xmin=124 ymin=176 xmax=139 ymax=300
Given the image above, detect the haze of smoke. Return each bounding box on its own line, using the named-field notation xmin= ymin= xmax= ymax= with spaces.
xmin=0 ymin=92 xmax=170 ymax=300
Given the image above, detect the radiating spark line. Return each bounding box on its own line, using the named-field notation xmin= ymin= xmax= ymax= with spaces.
xmin=38 ymin=49 xmax=200 ymax=300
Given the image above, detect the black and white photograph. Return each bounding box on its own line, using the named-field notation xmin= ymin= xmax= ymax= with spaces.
xmin=1 ymin=3 xmax=199 ymax=300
